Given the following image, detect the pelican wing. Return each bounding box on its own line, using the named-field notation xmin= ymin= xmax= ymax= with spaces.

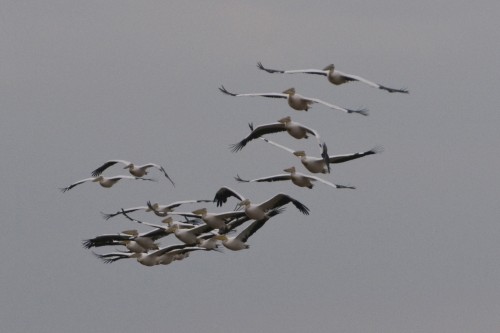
xmin=215 ymin=211 xmax=247 ymax=220
xmin=59 ymin=177 xmax=97 ymax=192
xmin=101 ymin=206 xmax=149 ymax=220
xmin=163 ymin=199 xmax=213 ymax=209
xmin=149 ymin=244 xmax=191 ymax=257
xmin=91 ymin=160 xmax=130 ymax=176
xmin=230 ymin=122 xmax=287 ymax=152
xmin=258 ymin=193 xmax=310 ymax=215
xmin=259 ymin=137 xmax=296 ymax=154
xmin=156 ymin=165 xmax=175 ymax=186
xmin=236 ymin=218 xmax=268 ymax=243
xmin=93 ymin=251 xmax=134 ymax=264
xmin=213 ymin=186 xmax=246 ymax=207
xmin=257 ymin=62 xmax=328 ymax=76
xmin=328 ymin=146 xmax=383 ymax=164
xmin=297 ymin=172 xmax=356 ymax=189
xmin=335 ymin=70 xmax=409 ymax=94
xmin=219 ymin=85 xmax=287 ymax=99
xmin=235 ymin=174 xmax=292 ymax=183
xmin=82 ymin=234 xmax=133 ymax=249
xmin=301 ymin=95 xmax=369 ymax=116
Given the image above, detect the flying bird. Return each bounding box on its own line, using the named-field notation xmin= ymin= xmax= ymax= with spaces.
xmin=257 ymin=62 xmax=409 ymax=94
xmin=60 ymin=175 xmax=155 ymax=192
xmin=93 ymin=245 xmax=207 ymax=266
xmin=91 ymin=160 xmax=175 ymax=186
xmin=230 ymin=116 xmax=322 ymax=153
xmin=100 ymin=199 xmax=212 ymax=220
xmin=213 ymin=186 xmax=310 ymax=219
xmin=219 ymin=85 xmax=368 ymax=116
xmin=260 ymin=138 xmax=383 ymax=174
xmin=216 ymin=216 xmax=273 ymax=251
xmin=235 ymin=166 xmax=356 ymax=190
xmin=166 ymin=208 xmax=246 ymax=233
xmin=82 ymin=229 xmax=166 ymax=251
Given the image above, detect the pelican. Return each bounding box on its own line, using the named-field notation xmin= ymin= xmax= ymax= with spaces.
xmin=257 ymin=62 xmax=409 ymax=94
xmin=230 ymin=116 xmax=322 ymax=153
xmin=100 ymin=199 xmax=212 ymax=220
xmin=213 ymin=186 xmax=310 ymax=219
xmin=260 ymin=138 xmax=383 ymax=174
xmin=82 ymin=229 xmax=165 ymax=252
xmin=167 ymin=208 xmax=246 ymax=233
xmin=235 ymin=166 xmax=355 ymax=190
xmin=91 ymin=160 xmax=175 ymax=186
xmin=219 ymin=85 xmax=368 ymax=116
xmin=93 ymin=245 xmax=207 ymax=266
xmin=60 ymin=175 xmax=155 ymax=192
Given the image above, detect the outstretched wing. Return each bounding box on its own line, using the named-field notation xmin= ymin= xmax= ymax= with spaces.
xmin=213 ymin=186 xmax=246 ymax=207
xmin=59 ymin=177 xmax=96 ymax=192
xmin=219 ymin=85 xmax=287 ymax=99
xmin=258 ymin=193 xmax=310 ymax=215
xmin=336 ymin=70 xmax=409 ymax=94
xmin=328 ymin=146 xmax=383 ymax=164
xmin=230 ymin=122 xmax=286 ymax=152
xmin=301 ymin=95 xmax=369 ymax=116
xmin=91 ymin=160 xmax=130 ymax=177
xmin=257 ymin=62 xmax=328 ymax=76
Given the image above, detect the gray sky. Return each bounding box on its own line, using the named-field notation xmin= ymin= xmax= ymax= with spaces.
xmin=1 ymin=1 xmax=500 ymax=332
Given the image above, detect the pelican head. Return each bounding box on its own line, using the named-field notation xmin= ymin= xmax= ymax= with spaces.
xmin=277 ymin=116 xmax=292 ymax=124
xmin=237 ymin=198 xmax=251 ymax=208
xmin=282 ymin=87 xmax=296 ymax=95
xmin=166 ymin=224 xmax=179 ymax=233
xmin=323 ymin=64 xmax=335 ymax=71
xmin=161 ymin=217 xmax=173 ymax=225
xmin=123 ymin=163 xmax=134 ymax=170
xmin=146 ymin=202 xmax=160 ymax=212
xmin=293 ymin=151 xmax=306 ymax=157
xmin=283 ymin=166 xmax=296 ymax=173
xmin=121 ymin=229 xmax=139 ymax=237
xmin=192 ymin=208 xmax=208 ymax=216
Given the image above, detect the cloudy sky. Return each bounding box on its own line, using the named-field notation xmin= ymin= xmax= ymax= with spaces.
xmin=1 ymin=1 xmax=500 ymax=332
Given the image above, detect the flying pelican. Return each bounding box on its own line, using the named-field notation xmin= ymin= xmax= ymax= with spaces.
xmin=230 ymin=116 xmax=322 ymax=153
xmin=260 ymin=138 xmax=383 ymax=174
xmin=235 ymin=166 xmax=356 ymax=190
xmin=219 ymin=85 xmax=368 ymax=116
xmin=213 ymin=186 xmax=310 ymax=219
xmin=93 ymin=245 xmax=207 ymax=266
xmin=100 ymin=199 xmax=212 ymax=220
xmin=60 ymin=175 xmax=155 ymax=192
xmin=82 ymin=229 xmax=164 ymax=252
xmin=257 ymin=62 xmax=409 ymax=94
xmin=91 ymin=160 xmax=175 ymax=186
xmin=166 ymin=208 xmax=246 ymax=233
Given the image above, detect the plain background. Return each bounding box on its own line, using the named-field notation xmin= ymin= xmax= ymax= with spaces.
xmin=1 ymin=1 xmax=499 ymax=332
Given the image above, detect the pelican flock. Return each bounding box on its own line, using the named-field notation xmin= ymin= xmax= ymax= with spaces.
xmin=60 ymin=58 xmax=407 ymax=268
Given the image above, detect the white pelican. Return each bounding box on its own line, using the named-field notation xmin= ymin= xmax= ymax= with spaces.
xmin=219 ymin=85 xmax=368 ymax=116
xmin=93 ymin=245 xmax=207 ymax=266
xmin=91 ymin=160 xmax=175 ymax=186
xmin=215 ymin=217 xmax=270 ymax=251
xmin=60 ymin=175 xmax=155 ymax=192
xmin=230 ymin=116 xmax=322 ymax=153
xmin=167 ymin=208 xmax=246 ymax=233
xmin=100 ymin=199 xmax=212 ymax=220
xmin=82 ymin=229 xmax=165 ymax=251
xmin=257 ymin=62 xmax=409 ymax=94
xmin=213 ymin=186 xmax=310 ymax=219
xmin=235 ymin=166 xmax=356 ymax=190
xmin=261 ymin=138 xmax=383 ymax=174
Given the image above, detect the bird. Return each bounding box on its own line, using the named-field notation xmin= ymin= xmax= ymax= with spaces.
xmin=93 ymin=245 xmax=207 ymax=266
xmin=257 ymin=62 xmax=409 ymax=94
xmin=260 ymin=137 xmax=383 ymax=174
xmin=166 ymin=208 xmax=247 ymax=233
xmin=235 ymin=166 xmax=356 ymax=190
xmin=219 ymin=85 xmax=368 ymax=116
xmin=100 ymin=199 xmax=212 ymax=220
xmin=213 ymin=186 xmax=310 ymax=219
xmin=91 ymin=160 xmax=175 ymax=186
xmin=230 ymin=116 xmax=322 ymax=153
xmin=82 ymin=229 xmax=164 ymax=252
xmin=60 ymin=175 xmax=155 ymax=192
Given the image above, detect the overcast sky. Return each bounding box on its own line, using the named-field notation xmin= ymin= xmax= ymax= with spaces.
xmin=1 ymin=1 xmax=500 ymax=332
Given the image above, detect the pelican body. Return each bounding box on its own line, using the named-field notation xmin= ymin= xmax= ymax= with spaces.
xmin=91 ymin=159 xmax=175 ymax=186
xmin=60 ymin=175 xmax=155 ymax=192
xmin=257 ymin=62 xmax=408 ymax=94
xmin=219 ymin=85 xmax=368 ymax=116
